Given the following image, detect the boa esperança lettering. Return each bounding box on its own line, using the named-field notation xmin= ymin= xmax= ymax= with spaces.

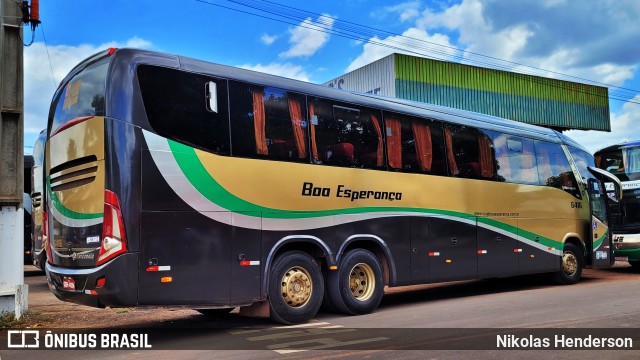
xmin=301 ymin=182 xmax=402 ymax=202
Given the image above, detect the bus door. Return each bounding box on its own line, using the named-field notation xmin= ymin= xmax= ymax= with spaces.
xmin=587 ymin=167 xmax=622 ymax=267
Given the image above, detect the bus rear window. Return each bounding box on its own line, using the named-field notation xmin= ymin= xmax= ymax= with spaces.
xmin=50 ymin=58 xmax=109 ymax=134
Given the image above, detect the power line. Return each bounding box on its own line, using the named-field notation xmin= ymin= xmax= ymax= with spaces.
xmin=195 ymin=0 xmax=640 ymax=105
xmin=39 ymin=23 xmax=57 ymax=88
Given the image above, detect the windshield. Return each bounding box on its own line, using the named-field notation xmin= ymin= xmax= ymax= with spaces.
xmin=568 ymin=146 xmax=596 ymax=183
xmin=595 ymin=145 xmax=640 ymax=182
xmin=49 ymin=57 xmax=109 ymax=135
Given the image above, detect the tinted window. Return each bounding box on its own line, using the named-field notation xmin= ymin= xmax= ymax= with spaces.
xmin=568 ymin=146 xmax=596 ymax=183
xmin=51 ymin=57 xmax=109 ymax=135
xmin=535 ymin=141 xmax=580 ymax=198
xmin=384 ymin=112 xmax=446 ymax=175
xmin=229 ymin=81 xmax=308 ymax=162
xmin=137 ymin=65 xmax=230 ymax=154
xmin=596 ymin=146 xmax=640 ymax=182
xmin=444 ymin=124 xmax=497 ymax=180
xmin=309 ymin=97 xmax=384 ymax=169
xmin=491 ymin=133 xmax=539 ymax=184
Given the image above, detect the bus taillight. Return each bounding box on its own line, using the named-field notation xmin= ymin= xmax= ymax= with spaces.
xmin=97 ymin=190 xmax=127 ymax=266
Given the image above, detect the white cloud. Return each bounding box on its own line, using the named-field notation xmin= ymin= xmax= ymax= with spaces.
xmin=280 ymin=14 xmax=335 ymax=58
xmin=372 ymin=1 xmax=422 ymax=22
xmin=417 ymin=0 xmax=639 ymax=86
xmin=346 ymin=27 xmax=455 ymax=72
xmin=565 ymin=95 xmax=640 ymax=153
xmin=23 ymin=37 xmax=152 ymax=139
xmin=260 ymin=33 xmax=278 ymax=46
xmin=238 ymin=62 xmax=310 ymax=82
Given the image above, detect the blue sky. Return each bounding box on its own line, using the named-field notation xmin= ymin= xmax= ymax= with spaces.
xmin=23 ymin=0 xmax=640 ymax=153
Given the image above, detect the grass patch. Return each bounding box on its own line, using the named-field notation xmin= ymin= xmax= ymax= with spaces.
xmin=0 ymin=311 xmax=17 ymax=328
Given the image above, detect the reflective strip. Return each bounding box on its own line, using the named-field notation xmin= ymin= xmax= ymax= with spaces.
xmin=514 ymin=248 xmax=523 ymax=253
xmin=477 ymin=250 xmax=487 ymax=254
xmin=428 ymin=252 xmax=440 ymax=257
xmin=146 ymin=265 xmax=171 ymax=272
xmin=240 ymin=260 xmax=260 ymax=266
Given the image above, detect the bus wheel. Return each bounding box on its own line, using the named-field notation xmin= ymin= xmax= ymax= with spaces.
xmin=268 ymin=251 xmax=323 ymax=324
xmin=629 ymin=261 xmax=640 ymax=270
xmin=327 ymin=249 xmax=384 ymax=315
xmin=554 ymin=243 xmax=583 ymax=285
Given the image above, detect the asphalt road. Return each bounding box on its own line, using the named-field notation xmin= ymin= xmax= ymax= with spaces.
xmin=2 ymin=263 xmax=640 ymax=359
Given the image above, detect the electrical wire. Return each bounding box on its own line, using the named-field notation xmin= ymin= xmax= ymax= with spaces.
xmin=195 ymin=0 xmax=640 ymax=105
xmin=40 ymin=23 xmax=57 ymax=88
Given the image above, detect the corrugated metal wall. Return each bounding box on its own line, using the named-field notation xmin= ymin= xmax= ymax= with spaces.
xmin=323 ymin=54 xmax=610 ymax=131
xmin=323 ymin=54 xmax=396 ymax=97
xmin=394 ymin=54 xmax=610 ymax=131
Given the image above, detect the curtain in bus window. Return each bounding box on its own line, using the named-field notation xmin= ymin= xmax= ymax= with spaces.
xmin=309 ymin=102 xmax=319 ymax=162
xmin=288 ymin=98 xmax=307 ymax=159
xmin=412 ymin=121 xmax=432 ymax=172
xmin=370 ymin=113 xmax=384 ymax=167
xmin=444 ymin=128 xmax=459 ymax=175
xmin=386 ymin=117 xmax=402 ymax=169
xmin=252 ymin=90 xmax=268 ymax=155
xmin=478 ymin=133 xmax=494 ymax=178
xmin=624 ymin=147 xmax=640 ymax=175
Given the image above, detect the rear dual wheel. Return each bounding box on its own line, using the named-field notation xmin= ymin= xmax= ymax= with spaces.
xmin=268 ymin=251 xmax=324 ymax=324
xmin=326 ymin=249 xmax=384 ymax=315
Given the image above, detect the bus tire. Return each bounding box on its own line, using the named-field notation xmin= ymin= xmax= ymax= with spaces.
xmin=268 ymin=251 xmax=323 ymax=324
xmin=320 ymin=267 xmax=340 ymax=313
xmin=629 ymin=261 xmax=640 ymax=270
xmin=327 ymin=249 xmax=384 ymax=315
xmin=554 ymin=243 xmax=584 ymax=285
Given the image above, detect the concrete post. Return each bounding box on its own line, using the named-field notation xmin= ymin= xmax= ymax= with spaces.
xmin=0 ymin=0 xmax=28 ymax=319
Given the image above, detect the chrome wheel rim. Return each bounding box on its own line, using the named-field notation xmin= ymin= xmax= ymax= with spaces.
xmin=562 ymin=252 xmax=578 ymax=276
xmin=349 ymin=263 xmax=375 ymax=302
xmin=280 ymin=266 xmax=312 ymax=307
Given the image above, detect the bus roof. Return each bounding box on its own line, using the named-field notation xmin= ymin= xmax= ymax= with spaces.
xmin=595 ymin=140 xmax=640 ymax=154
xmin=98 ymin=48 xmax=588 ymax=149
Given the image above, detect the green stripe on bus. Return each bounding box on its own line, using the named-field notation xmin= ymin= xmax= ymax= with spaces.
xmin=167 ymin=139 xmax=560 ymax=250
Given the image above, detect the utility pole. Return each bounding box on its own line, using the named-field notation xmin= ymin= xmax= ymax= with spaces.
xmin=0 ymin=0 xmax=28 ymax=319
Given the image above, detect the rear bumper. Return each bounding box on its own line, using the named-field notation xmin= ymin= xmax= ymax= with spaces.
xmin=46 ymin=252 xmax=139 ymax=307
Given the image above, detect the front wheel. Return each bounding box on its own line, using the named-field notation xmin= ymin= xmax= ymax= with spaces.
xmin=553 ymin=243 xmax=584 ymax=285
xmin=268 ymin=251 xmax=324 ymax=324
xmin=327 ymin=249 xmax=384 ymax=315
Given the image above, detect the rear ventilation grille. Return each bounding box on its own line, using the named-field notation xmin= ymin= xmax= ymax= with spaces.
xmin=50 ymin=155 xmax=98 ymax=192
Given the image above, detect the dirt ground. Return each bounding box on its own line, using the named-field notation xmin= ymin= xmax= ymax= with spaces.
xmin=7 ymin=266 xmax=226 ymax=329
xmin=8 ymin=262 xmax=638 ymax=329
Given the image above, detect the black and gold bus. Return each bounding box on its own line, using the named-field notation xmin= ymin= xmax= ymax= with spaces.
xmin=31 ymin=129 xmax=47 ymax=270
xmin=45 ymin=48 xmax=621 ymax=324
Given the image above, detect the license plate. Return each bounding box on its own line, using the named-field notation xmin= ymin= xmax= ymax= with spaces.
xmin=62 ymin=276 xmax=76 ymax=290
xmin=615 ymin=256 xmax=629 ymax=262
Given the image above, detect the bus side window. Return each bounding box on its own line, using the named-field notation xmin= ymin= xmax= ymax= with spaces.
xmin=383 ymin=111 xmax=446 ymax=175
xmin=137 ymin=65 xmax=230 ymax=155
xmin=445 ymin=124 xmax=496 ymax=180
xmin=491 ymin=133 xmax=538 ymax=185
xmin=309 ymin=97 xmax=384 ymax=169
xmin=534 ymin=140 xmax=580 ymax=198
xmin=229 ymin=81 xmax=309 ymax=163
